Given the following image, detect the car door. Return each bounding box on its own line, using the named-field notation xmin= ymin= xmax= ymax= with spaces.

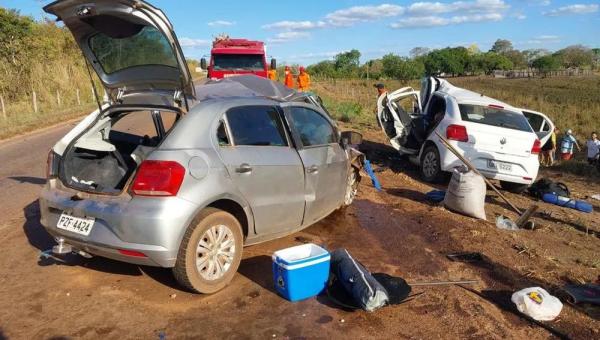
xmin=217 ymin=105 xmax=305 ymax=235
xmin=282 ymin=104 xmax=348 ymax=225
xmin=521 ymin=109 xmax=555 ymax=145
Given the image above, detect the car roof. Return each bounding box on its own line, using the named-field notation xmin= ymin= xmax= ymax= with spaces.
xmin=436 ymin=79 xmax=515 ymax=110
xmin=193 ymin=75 xmax=307 ymax=103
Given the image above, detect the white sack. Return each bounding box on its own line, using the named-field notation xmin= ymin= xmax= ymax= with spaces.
xmin=444 ymin=167 xmax=487 ymax=220
xmin=511 ymin=287 xmax=563 ymax=321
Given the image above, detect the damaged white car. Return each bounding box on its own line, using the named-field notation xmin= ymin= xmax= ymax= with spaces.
xmin=377 ymin=77 xmax=555 ymax=192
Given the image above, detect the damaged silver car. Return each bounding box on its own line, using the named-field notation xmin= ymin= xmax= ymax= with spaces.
xmin=40 ymin=0 xmax=364 ymax=293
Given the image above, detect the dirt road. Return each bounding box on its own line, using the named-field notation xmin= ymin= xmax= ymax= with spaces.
xmin=0 ymin=120 xmax=598 ymax=339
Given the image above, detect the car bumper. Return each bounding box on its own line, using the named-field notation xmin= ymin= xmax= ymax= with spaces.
xmin=39 ymin=181 xmax=199 ymax=267
xmin=437 ymin=142 xmax=538 ymax=185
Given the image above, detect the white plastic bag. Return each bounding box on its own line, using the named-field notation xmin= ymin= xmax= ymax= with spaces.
xmin=511 ymin=287 xmax=563 ymax=321
xmin=443 ymin=167 xmax=487 ymax=220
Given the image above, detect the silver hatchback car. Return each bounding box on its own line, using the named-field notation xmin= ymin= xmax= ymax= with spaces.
xmin=40 ymin=0 xmax=364 ymax=293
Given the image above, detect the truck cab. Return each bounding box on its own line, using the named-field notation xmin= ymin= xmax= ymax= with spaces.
xmin=201 ymin=37 xmax=276 ymax=80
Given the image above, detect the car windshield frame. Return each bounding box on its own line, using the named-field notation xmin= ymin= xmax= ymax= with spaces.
xmin=88 ymin=25 xmax=179 ymax=75
xmin=212 ymin=54 xmax=265 ymax=71
xmin=458 ymin=103 xmax=533 ymax=132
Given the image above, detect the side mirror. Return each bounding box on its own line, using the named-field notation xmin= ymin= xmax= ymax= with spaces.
xmin=270 ymin=58 xmax=277 ymax=70
xmin=340 ymin=131 xmax=363 ymax=146
xmin=200 ymin=58 xmax=207 ymax=70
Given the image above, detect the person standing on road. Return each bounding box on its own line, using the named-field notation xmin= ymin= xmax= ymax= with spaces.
xmin=541 ymin=127 xmax=557 ymax=166
xmin=267 ymin=68 xmax=277 ymax=81
xmin=297 ymin=66 xmax=311 ymax=92
xmin=586 ymin=132 xmax=600 ymax=165
xmin=284 ymin=66 xmax=294 ymax=88
xmin=560 ymin=129 xmax=581 ymax=161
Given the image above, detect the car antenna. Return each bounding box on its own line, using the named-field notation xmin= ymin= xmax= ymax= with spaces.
xmin=83 ymin=55 xmax=103 ymax=113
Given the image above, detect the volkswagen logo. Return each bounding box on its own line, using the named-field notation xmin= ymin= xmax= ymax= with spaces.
xmin=500 ymin=137 xmax=507 ymax=145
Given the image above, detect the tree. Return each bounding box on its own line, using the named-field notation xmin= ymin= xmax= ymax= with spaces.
xmin=381 ymin=54 xmax=424 ymax=80
xmin=409 ymin=47 xmax=430 ymax=59
xmin=522 ymin=49 xmax=550 ymax=66
xmin=475 ymin=52 xmax=513 ymax=74
xmin=532 ymin=55 xmax=561 ymax=72
xmin=307 ymin=60 xmax=337 ymax=78
xmin=554 ymin=45 xmax=594 ymax=68
xmin=333 ymin=49 xmax=361 ymax=77
xmin=490 ymin=39 xmax=514 ymax=55
xmin=467 ymin=44 xmax=481 ymax=56
xmin=503 ymin=50 xmax=527 ymax=69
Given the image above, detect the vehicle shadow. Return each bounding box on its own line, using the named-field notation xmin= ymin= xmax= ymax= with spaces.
xmin=238 ymin=255 xmax=275 ymax=293
xmin=9 ymin=176 xmax=47 ymax=185
xmin=386 ymin=188 xmax=428 ymax=202
xmin=359 ymin=139 xmax=413 ymax=174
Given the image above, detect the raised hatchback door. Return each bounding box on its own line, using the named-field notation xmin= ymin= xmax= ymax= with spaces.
xmin=43 ymin=0 xmax=194 ymax=102
xmin=283 ymin=105 xmax=348 ymax=225
xmin=217 ymin=105 xmax=305 ymax=235
xmin=521 ymin=109 xmax=555 ymax=145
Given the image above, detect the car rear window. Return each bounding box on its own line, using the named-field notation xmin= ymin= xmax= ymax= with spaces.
xmin=458 ymin=104 xmax=533 ymax=132
xmin=89 ymin=26 xmax=178 ymax=74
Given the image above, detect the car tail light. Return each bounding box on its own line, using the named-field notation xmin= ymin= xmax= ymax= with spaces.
xmin=118 ymin=249 xmax=147 ymax=258
xmin=132 ymin=160 xmax=185 ymax=197
xmin=531 ymin=139 xmax=541 ymax=155
xmin=46 ymin=149 xmax=60 ymax=179
xmin=446 ymin=124 xmax=469 ymax=142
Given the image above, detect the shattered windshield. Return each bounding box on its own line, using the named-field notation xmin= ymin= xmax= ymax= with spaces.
xmin=458 ymin=104 xmax=533 ymax=132
xmin=89 ymin=26 xmax=178 ymax=74
xmin=213 ymin=54 xmax=264 ymax=71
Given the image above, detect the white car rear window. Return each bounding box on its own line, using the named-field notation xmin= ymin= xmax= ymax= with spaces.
xmin=458 ymin=104 xmax=533 ymax=132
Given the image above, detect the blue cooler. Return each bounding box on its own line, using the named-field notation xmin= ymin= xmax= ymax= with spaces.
xmin=272 ymin=243 xmax=330 ymax=302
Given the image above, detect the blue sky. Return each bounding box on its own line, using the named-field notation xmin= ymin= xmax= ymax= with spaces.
xmin=2 ymin=0 xmax=598 ymax=65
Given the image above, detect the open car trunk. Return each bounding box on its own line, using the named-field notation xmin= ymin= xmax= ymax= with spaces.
xmin=59 ymin=107 xmax=179 ymax=194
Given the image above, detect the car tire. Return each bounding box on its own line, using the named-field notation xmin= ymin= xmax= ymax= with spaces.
xmin=420 ymin=145 xmax=444 ymax=183
xmin=343 ymin=167 xmax=360 ymax=207
xmin=173 ymin=207 xmax=243 ymax=294
xmin=500 ymin=181 xmax=529 ymax=194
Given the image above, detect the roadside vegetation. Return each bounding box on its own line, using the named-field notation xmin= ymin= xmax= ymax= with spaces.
xmin=308 ymin=40 xmax=600 ymax=80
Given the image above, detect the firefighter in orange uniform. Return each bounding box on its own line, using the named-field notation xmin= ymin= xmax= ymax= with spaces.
xmin=267 ymin=68 xmax=277 ymax=81
xmin=284 ymin=66 xmax=294 ymax=88
xmin=297 ymin=66 xmax=311 ymax=92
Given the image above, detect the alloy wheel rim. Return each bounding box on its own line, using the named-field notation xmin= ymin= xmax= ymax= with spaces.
xmin=344 ymin=169 xmax=358 ymax=205
xmin=196 ymin=225 xmax=236 ymax=281
xmin=423 ymin=152 xmax=437 ymax=178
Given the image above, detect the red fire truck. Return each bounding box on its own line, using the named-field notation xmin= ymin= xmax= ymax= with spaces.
xmin=201 ymin=36 xmax=276 ymax=80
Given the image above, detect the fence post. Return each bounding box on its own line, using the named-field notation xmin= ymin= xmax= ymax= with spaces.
xmin=0 ymin=95 xmax=5 ymax=119
xmin=76 ymin=89 xmax=81 ymax=105
xmin=56 ymin=89 xmax=61 ymax=107
xmin=32 ymin=91 xmax=38 ymax=113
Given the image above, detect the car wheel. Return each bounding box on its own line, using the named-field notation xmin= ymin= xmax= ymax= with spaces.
xmin=173 ymin=208 xmax=243 ymax=294
xmin=343 ymin=167 xmax=359 ymax=206
xmin=500 ymin=181 xmax=529 ymax=194
xmin=420 ymin=145 xmax=444 ymax=182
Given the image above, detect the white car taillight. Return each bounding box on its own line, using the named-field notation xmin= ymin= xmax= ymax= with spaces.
xmin=131 ymin=160 xmax=185 ymax=197
xmin=531 ymin=139 xmax=542 ymax=155
xmin=446 ymin=124 xmax=469 ymax=142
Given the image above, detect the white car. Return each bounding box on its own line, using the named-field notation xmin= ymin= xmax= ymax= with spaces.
xmin=377 ymin=77 xmax=555 ymax=192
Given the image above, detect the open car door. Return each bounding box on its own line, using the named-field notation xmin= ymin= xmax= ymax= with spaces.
xmin=420 ymin=77 xmax=440 ymax=113
xmin=521 ymin=109 xmax=555 ymax=145
xmin=376 ymin=87 xmax=421 ymax=152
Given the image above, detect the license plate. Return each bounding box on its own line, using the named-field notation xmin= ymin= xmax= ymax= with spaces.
xmin=57 ymin=213 xmax=95 ymax=236
xmin=487 ymin=160 xmax=512 ymax=172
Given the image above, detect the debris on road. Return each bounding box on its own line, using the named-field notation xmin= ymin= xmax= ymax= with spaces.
xmin=511 ymin=287 xmax=563 ymax=321
xmin=425 ymin=190 xmax=445 ymax=203
xmin=272 ymin=243 xmax=330 ymax=302
xmin=363 ymin=159 xmax=382 ymax=191
xmin=443 ymin=167 xmax=487 ymax=220
xmin=496 ymin=215 xmax=519 ymax=230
